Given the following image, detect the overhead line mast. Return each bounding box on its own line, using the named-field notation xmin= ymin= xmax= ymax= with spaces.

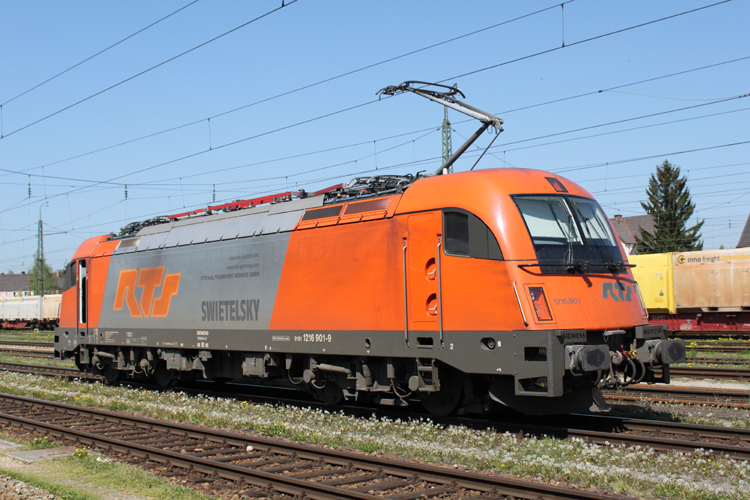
xmin=442 ymin=106 xmax=453 ymax=173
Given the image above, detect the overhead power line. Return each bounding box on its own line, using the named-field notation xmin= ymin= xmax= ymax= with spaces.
xmin=1 ymin=1 xmax=578 ymax=179
xmin=1 ymin=1 xmax=737 ymax=183
xmin=0 ymin=0 xmax=201 ymax=108
xmin=3 ymin=137 xmax=747 ymax=251
xmin=437 ymin=0 xmax=734 ymax=84
xmin=0 ymin=1 xmax=739 ymax=217
xmin=4 ymin=88 xmax=747 ymax=213
xmin=0 ymin=0 xmax=299 ymax=140
xmin=486 ymin=95 xmax=749 ymax=153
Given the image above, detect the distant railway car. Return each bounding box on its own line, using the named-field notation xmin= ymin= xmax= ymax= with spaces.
xmin=0 ymin=295 xmax=61 ymax=329
xmin=54 ymin=82 xmax=684 ymax=415
xmin=54 ymin=168 xmax=685 ymax=416
xmin=629 ymin=248 xmax=750 ymax=335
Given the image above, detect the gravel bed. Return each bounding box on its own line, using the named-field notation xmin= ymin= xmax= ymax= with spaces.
xmin=0 ymin=476 xmax=57 ymax=500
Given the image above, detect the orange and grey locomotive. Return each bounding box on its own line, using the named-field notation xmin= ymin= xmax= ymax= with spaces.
xmin=55 ymin=83 xmax=685 ymax=415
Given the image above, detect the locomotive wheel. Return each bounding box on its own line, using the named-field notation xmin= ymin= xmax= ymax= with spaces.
xmin=96 ymin=364 xmax=120 ymax=384
xmin=312 ymin=382 xmax=344 ymax=405
xmin=421 ymin=368 xmax=462 ymax=417
xmin=153 ymin=362 xmax=178 ymax=387
xmin=74 ymin=357 xmax=89 ymax=372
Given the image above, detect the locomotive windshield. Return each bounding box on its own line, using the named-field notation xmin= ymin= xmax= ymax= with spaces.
xmin=513 ymin=194 xmax=624 ymax=273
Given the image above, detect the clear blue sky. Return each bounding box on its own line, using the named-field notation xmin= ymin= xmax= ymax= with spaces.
xmin=0 ymin=0 xmax=748 ymax=273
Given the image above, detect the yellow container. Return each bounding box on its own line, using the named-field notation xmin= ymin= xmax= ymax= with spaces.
xmin=628 ymin=252 xmax=675 ymax=314
xmin=672 ymin=248 xmax=750 ymax=311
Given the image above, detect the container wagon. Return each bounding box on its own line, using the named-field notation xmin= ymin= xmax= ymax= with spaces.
xmin=629 ymin=248 xmax=750 ymax=336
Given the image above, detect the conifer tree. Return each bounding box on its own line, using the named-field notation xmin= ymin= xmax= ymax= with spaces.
xmin=635 ymin=160 xmax=703 ymax=253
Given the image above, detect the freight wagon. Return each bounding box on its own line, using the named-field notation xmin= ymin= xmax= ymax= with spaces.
xmin=629 ymin=248 xmax=750 ymax=335
xmin=0 ymin=295 xmax=62 ymax=329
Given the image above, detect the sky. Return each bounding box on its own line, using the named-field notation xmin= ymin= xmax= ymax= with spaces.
xmin=0 ymin=0 xmax=748 ymax=273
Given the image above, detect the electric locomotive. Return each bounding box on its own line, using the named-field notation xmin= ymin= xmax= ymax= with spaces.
xmin=54 ymin=82 xmax=685 ymax=415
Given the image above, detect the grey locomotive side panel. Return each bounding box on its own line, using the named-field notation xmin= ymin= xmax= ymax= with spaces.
xmin=98 ymin=233 xmax=291 ymax=332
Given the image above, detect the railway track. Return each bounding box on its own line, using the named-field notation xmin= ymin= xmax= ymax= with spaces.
xmin=0 ymin=341 xmax=54 ymax=359
xmin=671 ymin=332 xmax=750 ymax=340
xmin=684 ymin=342 xmax=750 ymax=354
xmin=0 ymin=362 xmax=99 ymax=380
xmin=0 ymin=348 xmax=53 ymax=359
xmin=0 ymin=393 xmax=633 ymax=500
xmin=668 ymin=366 xmax=750 ymax=381
xmin=683 ymin=357 xmax=750 ymax=366
xmin=550 ymin=413 xmax=750 ymax=458
xmin=0 ymin=341 xmax=52 ymax=348
xmin=0 ymin=361 xmax=748 ymax=478
xmin=603 ymin=385 xmax=750 ymax=409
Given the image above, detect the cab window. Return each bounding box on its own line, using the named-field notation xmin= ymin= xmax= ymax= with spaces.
xmin=443 ymin=211 xmax=503 ymax=260
xmin=61 ymin=261 xmax=76 ymax=291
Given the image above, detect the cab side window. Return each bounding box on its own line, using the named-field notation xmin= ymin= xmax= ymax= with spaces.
xmin=443 ymin=211 xmax=503 ymax=260
xmin=61 ymin=261 xmax=76 ymax=291
xmin=444 ymin=212 xmax=470 ymax=256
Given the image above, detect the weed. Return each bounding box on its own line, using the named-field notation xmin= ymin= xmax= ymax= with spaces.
xmin=28 ymin=435 xmax=55 ymax=450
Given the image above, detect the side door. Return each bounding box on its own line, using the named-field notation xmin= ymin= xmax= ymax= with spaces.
xmin=76 ymin=259 xmax=88 ymax=341
xmin=406 ymin=212 xmax=442 ymax=346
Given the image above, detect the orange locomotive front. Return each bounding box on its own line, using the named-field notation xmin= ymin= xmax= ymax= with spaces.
xmin=55 ymin=168 xmax=685 ymax=416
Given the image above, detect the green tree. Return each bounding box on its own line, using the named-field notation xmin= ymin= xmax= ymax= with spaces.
xmin=28 ymin=252 xmax=58 ymax=295
xmin=635 ymin=160 xmax=703 ymax=253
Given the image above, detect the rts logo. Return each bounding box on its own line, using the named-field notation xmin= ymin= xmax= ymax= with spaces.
xmin=602 ymin=282 xmax=632 ymax=302
xmin=113 ymin=266 xmax=181 ymax=318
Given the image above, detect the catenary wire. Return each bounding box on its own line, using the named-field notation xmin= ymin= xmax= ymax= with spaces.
xmin=0 ymin=0 xmax=300 ymax=140
xmin=6 ymin=92 xmax=747 ymax=207
xmin=1 ymin=2 xmax=738 ymax=183
xmin=0 ymin=1 xmax=744 ymax=266
xmin=0 ymin=0 xmax=201 ymax=108
xmin=35 ymin=139 xmax=750 ymax=237
xmin=0 ymin=1 xmax=578 ymax=179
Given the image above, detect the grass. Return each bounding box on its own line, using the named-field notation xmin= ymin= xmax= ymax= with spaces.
xmin=677 ymin=339 xmax=750 ymax=368
xmin=0 ymin=432 xmax=216 ymax=500
xmin=0 ymin=353 xmax=75 ymax=368
xmin=0 ymin=330 xmax=54 ymax=343
xmin=0 ymin=468 xmax=101 ymax=500
xmin=0 ymin=372 xmax=747 ymax=499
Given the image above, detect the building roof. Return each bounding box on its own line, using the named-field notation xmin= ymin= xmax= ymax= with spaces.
xmin=0 ymin=273 xmax=64 ymax=293
xmin=608 ymin=214 xmax=656 ymax=254
xmin=0 ymin=274 xmax=30 ymax=293
xmin=738 ymin=213 xmax=750 ymax=248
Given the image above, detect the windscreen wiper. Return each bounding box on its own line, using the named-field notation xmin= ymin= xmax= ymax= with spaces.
xmin=377 ymin=81 xmax=503 ymax=175
xmin=518 ymin=262 xmax=591 ymax=273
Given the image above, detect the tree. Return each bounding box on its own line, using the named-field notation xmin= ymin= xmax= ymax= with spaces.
xmin=28 ymin=252 xmax=58 ymax=295
xmin=635 ymin=160 xmax=703 ymax=254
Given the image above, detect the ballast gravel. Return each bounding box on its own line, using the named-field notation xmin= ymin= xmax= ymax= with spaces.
xmin=0 ymin=476 xmax=58 ymax=500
